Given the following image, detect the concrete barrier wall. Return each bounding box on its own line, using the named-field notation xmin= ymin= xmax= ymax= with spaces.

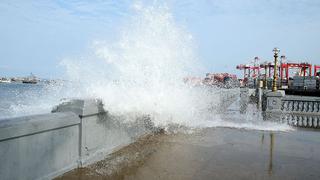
xmin=0 ymin=99 xmax=153 ymax=180
xmin=52 ymin=99 xmax=152 ymax=166
xmin=0 ymin=112 xmax=80 ymax=180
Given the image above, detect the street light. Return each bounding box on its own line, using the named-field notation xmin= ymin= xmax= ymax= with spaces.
xmin=254 ymin=56 xmax=260 ymax=87
xmin=272 ymin=47 xmax=280 ymax=92
xmin=263 ymin=61 xmax=268 ymax=89
xmin=280 ymin=55 xmax=286 ymax=87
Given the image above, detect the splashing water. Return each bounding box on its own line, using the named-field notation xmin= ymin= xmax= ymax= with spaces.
xmin=1 ymin=3 xmax=291 ymax=132
xmin=60 ymin=4 xmax=291 ymax=131
xmin=61 ymin=4 xmax=216 ymax=127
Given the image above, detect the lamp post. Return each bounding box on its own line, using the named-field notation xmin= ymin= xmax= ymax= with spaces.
xmin=280 ymin=55 xmax=286 ymax=88
xmin=254 ymin=56 xmax=259 ymax=87
xmin=264 ymin=61 xmax=268 ymax=89
xmin=272 ymin=47 xmax=280 ymax=92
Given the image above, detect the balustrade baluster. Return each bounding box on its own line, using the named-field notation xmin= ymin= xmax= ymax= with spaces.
xmin=308 ymin=102 xmax=313 ymax=112
xmin=299 ymin=116 xmax=303 ymax=126
xmin=311 ymin=116 xmax=316 ymax=128
xmin=312 ymin=102 xmax=316 ymax=112
xmin=286 ymin=101 xmax=290 ymax=111
xmin=290 ymin=116 xmax=294 ymax=126
xmin=291 ymin=101 xmax=295 ymax=111
xmin=294 ymin=101 xmax=298 ymax=111
xmin=302 ymin=102 xmax=307 ymax=112
xmin=308 ymin=116 xmax=312 ymax=127
xmin=302 ymin=116 xmax=307 ymax=127
xmin=293 ymin=116 xmax=298 ymax=126
xmin=299 ymin=102 xmax=304 ymax=112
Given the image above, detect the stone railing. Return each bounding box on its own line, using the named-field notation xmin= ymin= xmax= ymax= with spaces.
xmin=281 ymin=96 xmax=320 ymax=114
xmin=0 ymin=99 xmax=155 ymax=180
xmin=280 ymin=96 xmax=320 ymax=128
xmin=258 ymin=90 xmax=320 ymax=128
xmin=281 ymin=114 xmax=320 ymax=128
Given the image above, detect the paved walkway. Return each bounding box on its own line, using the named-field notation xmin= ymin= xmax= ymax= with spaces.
xmin=57 ymin=127 xmax=320 ymax=180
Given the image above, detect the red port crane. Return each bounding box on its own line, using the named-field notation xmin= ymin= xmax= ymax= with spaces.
xmin=314 ymin=65 xmax=320 ymax=76
xmin=280 ymin=62 xmax=312 ymax=81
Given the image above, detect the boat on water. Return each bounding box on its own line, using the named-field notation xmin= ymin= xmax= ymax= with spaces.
xmin=22 ymin=79 xmax=37 ymax=84
xmin=0 ymin=78 xmax=11 ymax=83
xmin=22 ymin=73 xmax=38 ymax=84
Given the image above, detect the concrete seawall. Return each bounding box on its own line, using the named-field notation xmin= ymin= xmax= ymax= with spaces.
xmin=0 ymin=99 xmax=153 ymax=180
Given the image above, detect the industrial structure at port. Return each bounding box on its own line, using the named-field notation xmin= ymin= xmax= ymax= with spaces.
xmin=238 ymin=48 xmax=320 ymax=129
xmin=236 ymin=50 xmax=320 ymax=93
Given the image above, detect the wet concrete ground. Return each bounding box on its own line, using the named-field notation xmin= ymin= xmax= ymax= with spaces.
xmin=58 ymin=98 xmax=320 ymax=180
xmin=58 ymin=127 xmax=320 ymax=180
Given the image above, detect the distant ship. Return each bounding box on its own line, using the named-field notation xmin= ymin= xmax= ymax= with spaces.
xmin=0 ymin=78 xmax=11 ymax=83
xmin=22 ymin=73 xmax=38 ymax=84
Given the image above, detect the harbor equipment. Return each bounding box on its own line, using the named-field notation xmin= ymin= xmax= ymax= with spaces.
xmin=314 ymin=65 xmax=320 ymax=76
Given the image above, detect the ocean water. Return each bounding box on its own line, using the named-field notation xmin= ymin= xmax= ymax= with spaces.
xmin=0 ymin=82 xmax=78 ymax=120
xmin=0 ymin=83 xmax=42 ymax=119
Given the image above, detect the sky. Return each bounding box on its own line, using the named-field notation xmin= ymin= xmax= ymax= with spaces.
xmin=0 ymin=0 xmax=320 ymax=78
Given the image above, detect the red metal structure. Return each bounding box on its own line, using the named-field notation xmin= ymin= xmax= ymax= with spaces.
xmin=280 ymin=63 xmax=312 ymax=82
xmin=314 ymin=65 xmax=320 ymax=76
xmin=251 ymin=66 xmax=260 ymax=78
xmin=236 ymin=64 xmax=261 ymax=79
xmin=238 ymin=62 xmax=315 ymax=79
xmin=236 ymin=53 xmax=320 ymax=91
xmin=267 ymin=63 xmax=275 ymax=78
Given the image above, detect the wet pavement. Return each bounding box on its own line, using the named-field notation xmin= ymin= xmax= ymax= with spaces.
xmin=58 ymin=97 xmax=320 ymax=180
xmin=57 ymin=127 xmax=320 ymax=180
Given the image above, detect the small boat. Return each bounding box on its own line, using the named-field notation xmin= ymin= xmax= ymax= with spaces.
xmin=0 ymin=78 xmax=11 ymax=83
xmin=22 ymin=79 xmax=37 ymax=84
xmin=22 ymin=73 xmax=38 ymax=84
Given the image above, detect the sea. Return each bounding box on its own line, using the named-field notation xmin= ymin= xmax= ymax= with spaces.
xmin=0 ymin=82 xmax=73 ymax=120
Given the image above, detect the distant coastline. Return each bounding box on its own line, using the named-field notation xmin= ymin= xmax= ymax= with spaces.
xmin=0 ymin=74 xmax=65 ymax=85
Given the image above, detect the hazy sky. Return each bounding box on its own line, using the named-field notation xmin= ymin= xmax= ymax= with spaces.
xmin=0 ymin=0 xmax=320 ymax=78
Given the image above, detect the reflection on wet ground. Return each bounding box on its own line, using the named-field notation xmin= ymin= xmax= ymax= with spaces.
xmin=58 ymin=127 xmax=320 ymax=180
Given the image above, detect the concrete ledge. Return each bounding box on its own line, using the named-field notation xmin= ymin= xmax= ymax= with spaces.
xmin=52 ymin=99 xmax=106 ymax=117
xmin=0 ymin=98 xmax=156 ymax=180
xmin=0 ymin=112 xmax=79 ymax=141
